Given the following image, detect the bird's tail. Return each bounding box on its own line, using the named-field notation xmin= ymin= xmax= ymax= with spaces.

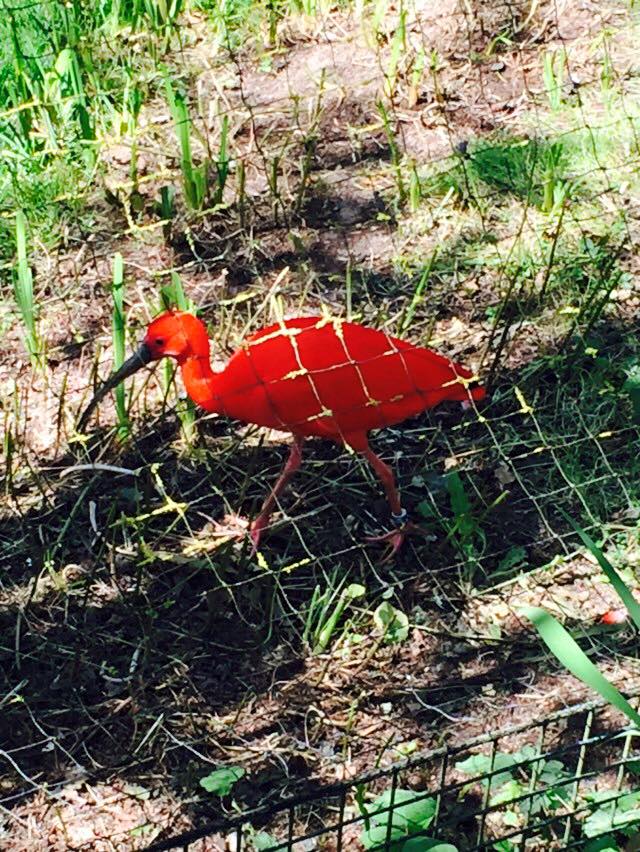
xmin=441 ymin=366 xmax=486 ymax=404
xmin=401 ymin=344 xmax=486 ymax=406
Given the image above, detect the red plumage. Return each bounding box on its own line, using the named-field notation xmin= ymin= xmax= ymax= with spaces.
xmin=81 ymin=311 xmax=486 ymax=559
xmin=186 ymin=316 xmax=483 ymax=446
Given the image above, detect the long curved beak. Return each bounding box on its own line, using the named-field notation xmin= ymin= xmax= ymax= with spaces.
xmin=78 ymin=342 xmax=153 ymax=433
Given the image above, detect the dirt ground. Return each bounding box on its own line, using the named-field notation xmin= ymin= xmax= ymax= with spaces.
xmin=2 ymin=1 xmax=640 ymax=849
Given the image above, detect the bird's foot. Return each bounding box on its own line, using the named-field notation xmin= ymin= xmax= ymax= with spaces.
xmin=365 ymin=511 xmax=430 ymax=563
xmin=209 ymin=513 xmax=251 ymax=545
xmin=209 ymin=513 xmax=270 ymax=556
xmin=247 ymin=514 xmax=271 ymax=555
xmin=210 ymin=513 xmax=250 ymax=535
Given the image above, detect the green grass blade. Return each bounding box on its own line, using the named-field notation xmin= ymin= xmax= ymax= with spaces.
xmin=521 ymin=606 xmax=640 ymax=728
xmin=164 ymin=72 xmax=203 ymax=209
xmin=560 ymin=509 xmax=640 ymax=631
xmin=314 ymin=583 xmax=365 ymax=653
xmin=13 ymin=211 xmax=41 ymax=367
xmin=401 ymin=249 xmax=437 ymax=333
xmin=172 ymin=271 xmax=188 ymax=311
xmin=377 ymin=100 xmax=406 ymax=204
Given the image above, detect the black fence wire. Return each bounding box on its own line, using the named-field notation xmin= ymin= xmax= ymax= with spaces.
xmin=143 ymin=694 xmax=640 ymax=851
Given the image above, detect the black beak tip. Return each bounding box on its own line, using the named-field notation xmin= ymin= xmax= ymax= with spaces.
xmin=76 ymin=342 xmax=153 ymax=434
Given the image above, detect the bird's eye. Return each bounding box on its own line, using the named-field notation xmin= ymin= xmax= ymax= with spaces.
xmin=155 ymin=338 xmax=165 ymax=346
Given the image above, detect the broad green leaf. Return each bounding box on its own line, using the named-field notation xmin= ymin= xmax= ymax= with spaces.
xmin=372 ymin=789 xmax=437 ymax=832
xmin=512 ymin=745 xmax=537 ymax=761
xmin=490 ymin=779 xmax=522 ymax=807
xmin=583 ymin=838 xmax=619 ymax=852
xmin=583 ymin=802 xmax=633 ymax=838
xmin=402 ymin=840 xmax=458 ymax=852
xmin=539 ymin=759 xmax=567 ymax=781
xmin=374 ymin=601 xmax=409 ymax=644
xmin=360 ymin=823 xmax=406 ymax=850
xmin=253 ymin=832 xmax=278 ymax=850
xmin=455 ymin=753 xmax=516 ymax=787
xmin=497 ymin=546 xmax=527 ymax=574
xmin=447 ymin=472 xmax=475 ymax=539
xmin=345 ymin=583 xmax=366 ymax=599
xmin=521 ymin=607 xmax=640 ymax=728
xmin=199 ymin=766 xmax=245 ymax=796
xmin=502 ymin=810 xmax=520 ymax=827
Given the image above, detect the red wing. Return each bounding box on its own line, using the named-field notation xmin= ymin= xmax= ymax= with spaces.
xmin=245 ymin=316 xmax=473 ymax=395
xmin=217 ymin=317 xmax=481 ymax=434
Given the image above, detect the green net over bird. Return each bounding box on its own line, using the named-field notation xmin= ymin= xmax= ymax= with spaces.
xmin=79 ymin=311 xmax=486 ymax=560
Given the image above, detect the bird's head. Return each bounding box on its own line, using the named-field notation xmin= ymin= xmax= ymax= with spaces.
xmin=143 ymin=310 xmax=210 ymax=362
xmin=78 ymin=310 xmax=209 ymax=432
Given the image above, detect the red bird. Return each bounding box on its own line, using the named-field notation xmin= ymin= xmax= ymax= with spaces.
xmin=79 ymin=311 xmax=485 ymax=558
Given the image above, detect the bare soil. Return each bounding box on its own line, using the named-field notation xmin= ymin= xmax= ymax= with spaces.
xmin=1 ymin=1 xmax=640 ymax=850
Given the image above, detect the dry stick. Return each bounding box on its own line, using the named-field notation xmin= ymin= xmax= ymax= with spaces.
xmin=57 ymin=463 xmax=140 ymax=479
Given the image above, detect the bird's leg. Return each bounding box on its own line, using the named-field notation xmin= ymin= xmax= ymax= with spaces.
xmin=249 ymin=437 xmax=304 ymax=551
xmin=360 ymin=444 xmax=426 ymax=562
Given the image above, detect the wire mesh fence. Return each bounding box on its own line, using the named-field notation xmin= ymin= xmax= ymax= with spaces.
xmin=2 ymin=0 xmax=640 ymax=849
xmin=141 ymin=694 xmax=640 ymax=851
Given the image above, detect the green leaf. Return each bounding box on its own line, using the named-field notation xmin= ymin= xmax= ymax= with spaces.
xmin=490 ymin=779 xmax=522 ymax=807
xmin=512 ymin=744 xmax=537 ymax=762
xmin=374 ymin=601 xmax=409 ymax=644
xmin=583 ymin=837 xmax=619 ymax=852
xmin=497 ymin=546 xmax=527 ymax=574
xmin=559 ymin=510 xmax=640 ymax=631
xmin=253 ymin=832 xmax=278 ymax=850
xmin=521 ymin=606 xmax=640 ymax=728
xmin=583 ymin=806 xmax=618 ymax=838
xmin=314 ymin=582 xmax=365 ymax=653
xmin=361 ymin=790 xmax=439 ymax=849
xmin=455 ymin=753 xmax=516 ymax=787
xmin=402 ymin=840 xmax=458 ymax=852
xmin=539 ymin=759 xmax=567 ymax=782
xmin=447 ymin=472 xmax=475 ymax=538
xmin=502 ymin=810 xmax=520 ymax=827
xmin=617 ymin=791 xmax=640 ymax=812
xmin=199 ymin=766 xmax=245 ymax=796
xmin=345 ymin=583 xmax=366 ymax=599
xmin=360 ymin=823 xmax=406 ymax=850
xmin=502 ymin=811 xmax=522 ymax=828
xmin=372 ymin=789 xmax=437 ymax=832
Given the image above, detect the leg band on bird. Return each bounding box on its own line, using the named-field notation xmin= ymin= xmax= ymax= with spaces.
xmin=391 ymin=508 xmax=408 ymax=528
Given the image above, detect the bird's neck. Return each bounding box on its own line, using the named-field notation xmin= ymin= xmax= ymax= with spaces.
xmin=179 ymin=355 xmax=221 ymax=413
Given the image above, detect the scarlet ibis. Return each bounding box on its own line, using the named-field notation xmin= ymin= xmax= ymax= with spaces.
xmin=79 ymin=311 xmax=485 ymax=558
